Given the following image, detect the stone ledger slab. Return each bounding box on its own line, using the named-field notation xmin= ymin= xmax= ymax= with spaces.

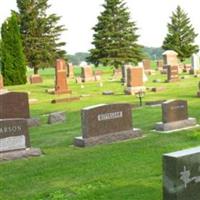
xmin=74 ymin=103 xmax=142 ymax=147
xmin=0 ymin=148 xmax=41 ymax=161
xmin=163 ymin=146 xmax=200 ymax=200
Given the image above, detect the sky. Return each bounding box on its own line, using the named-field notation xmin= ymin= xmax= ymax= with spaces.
xmin=0 ymin=0 xmax=200 ymax=54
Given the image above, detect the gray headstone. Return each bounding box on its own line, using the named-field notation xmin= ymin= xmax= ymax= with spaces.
xmin=163 ymin=146 xmax=200 ymax=200
xmin=48 ymin=112 xmax=66 ymax=124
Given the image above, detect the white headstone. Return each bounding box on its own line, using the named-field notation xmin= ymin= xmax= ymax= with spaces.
xmin=191 ymin=54 xmax=200 ymax=70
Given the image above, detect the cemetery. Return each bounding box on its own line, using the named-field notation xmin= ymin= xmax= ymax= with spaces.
xmin=1 ymin=1 xmax=200 ymax=200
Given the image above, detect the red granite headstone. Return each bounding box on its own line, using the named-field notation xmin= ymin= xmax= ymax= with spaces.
xmin=125 ymin=67 xmax=145 ymax=94
xmin=55 ymin=59 xmax=71 ymax=94
xmin=29 ymin=74 xmax=43 ymax=84
xmin=127 ymin=67 xmax=144 ymax=87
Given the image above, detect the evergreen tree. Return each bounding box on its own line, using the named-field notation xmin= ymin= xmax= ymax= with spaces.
xmin=162 ymin=6 xmax=199 ymax=61
xmin=88 ymin=0 xmax=143 ymax=68
xmin=17 ymin=0 xmax=66 ymax=74
xmin=1 ymin=12 xmax=26 ymax=86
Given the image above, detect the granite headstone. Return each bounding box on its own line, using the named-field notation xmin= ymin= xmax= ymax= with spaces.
xmin=163 ymin=146 xmax=200 ymax=200
xmin=74 ymin=103 xmax=142 ymax=147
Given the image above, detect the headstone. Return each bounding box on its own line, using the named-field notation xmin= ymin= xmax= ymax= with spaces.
xmin=29 ymin=74 xmax=43 ymax=84
xmin=94 ymin=70 xmax=102 ymax=81
xmin=157 ymin=60 xmax=164 ymax=71
xmin=81 ymin=66 xmax=95 ymax=82
xmin=163 ymin=146 xmax=200 ymax=200
xmin=48 ymin=112 xmax=66 ymax=124
xmin=143 ymin=59 xmax=155 ymax=75
xmin=155 ymin=100 xmax=197 ymax=131
xmin=143 ymin=59 xmax=151 ymax=70
xmin=102 ymin=91 xmax=114 ymax=95
xmin=183 ymin=64 xmax=191 ymax=73
xmin=54 ymin=59 xmax=71 ymax=94
xmin=67 ymin=63 xmax=74 ymax=78
xmin=112 ymin=68 xmax=122 ymax=79
xmin=124 ymin=67 xmax=145 ymax=95
xmin=122 ymin=65 xmax=131 ymax=84
xmin=0 ymin=119 xmax=30 ymax=153
xmin=0 ymin=74 xmax=4 ymax=90
xmin=190 ymin=54 xmax=200 ymax=74
xmin=27 ymin=118 xmax=40 ymax=127
xmin=167 ymin=65 xmax=179 ymax=82
xmin=0 ymin=92 xmax=30 ymax=119
xmin=163 ymin=50 xmax=179 ymax=66
xmin=74 ymin=103 xmax=142 ymax=147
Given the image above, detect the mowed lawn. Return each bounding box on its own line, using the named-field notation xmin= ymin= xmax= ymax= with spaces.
xmin=1 ymin=66 xmax=200 ymax=200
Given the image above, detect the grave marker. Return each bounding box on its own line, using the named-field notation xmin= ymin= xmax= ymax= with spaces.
xmin=74 ymin=103 xmax=142 ymax=147
xmin=163 ymin=146 xmax=200 ymax=200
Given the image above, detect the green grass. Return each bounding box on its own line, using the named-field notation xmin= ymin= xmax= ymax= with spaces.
xmin=1 ymin=66 xmax=200 ymax=200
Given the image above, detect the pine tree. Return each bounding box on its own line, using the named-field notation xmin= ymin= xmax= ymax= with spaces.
xmin=88 ymin=0 xmax=143 ymax=68
xmin=162 ymin=6 xmax=199 ymax=61
xmin=17 ymin=0 xmax=66 ymax=74
xmin=1 ymin=12 xmax=27 ymax=86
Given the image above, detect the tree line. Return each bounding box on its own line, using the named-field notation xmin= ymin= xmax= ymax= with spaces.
xmin=0 ymin=0 xmax=198 ymax=85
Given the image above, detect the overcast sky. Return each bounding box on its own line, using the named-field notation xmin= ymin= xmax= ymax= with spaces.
xmin=0 ymin=0 xmax=200 ymax=54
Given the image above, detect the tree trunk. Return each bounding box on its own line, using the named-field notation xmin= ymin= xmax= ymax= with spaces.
xmin=34 ymin=67 xmax=39 ymax=75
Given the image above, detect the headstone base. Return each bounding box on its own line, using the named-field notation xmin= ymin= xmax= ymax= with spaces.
xmin=74 ymin=128 xmax=142 ymax=147
xmin=155 ymin=117 xmax=197 ymax=132
xmin=0 ymin=148 xmax=42 ymax=162
xmin=124 ymin=86 xmax=146 ymax=95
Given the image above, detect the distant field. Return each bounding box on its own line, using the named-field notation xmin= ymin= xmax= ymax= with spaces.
xmin=1 ymin=64 xmax=200 ymax=200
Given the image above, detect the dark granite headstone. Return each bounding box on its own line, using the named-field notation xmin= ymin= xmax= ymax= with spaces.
xmin=74 ymin=103 xmax=142 ymax=147
xmin=155 ymin=100 xmax=197 ymax=131
xmin=167 ymin=65 xmax=179 ymax=82
xmin=0 ymin=92 xmax=30 ymax=119
xmin=162 ymin=100 xmax=188 ymax=123
xmin=163 ymin=146 xmax=200 ymax=200
xmin=0 ymin=119 xmax=30 ymax=153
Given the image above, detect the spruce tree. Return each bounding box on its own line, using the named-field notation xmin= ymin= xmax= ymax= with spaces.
xmin=162 ymin=6 xmax=199 ymax=61
xmin=17 ymin=0 xmax=66 ymax=74
xmin=88 ymin=0 xmax=143 ymax=68
xmin=1 ymin=12 xmax=26 ymax=86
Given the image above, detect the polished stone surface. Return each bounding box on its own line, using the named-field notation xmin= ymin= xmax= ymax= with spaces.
xmin=0 ymin=92 xmax=30 ymax=119
xmin=162 ymin=100 xmax=188 ymax=123
xmin=163 ymin=146 xmax=200 ymax=200
xmin=0 ymin=119 xmax=30 ymax=153
xmin=54 ymin=59 xmax=71 ymax=94
xmin=74 ymin=103 xmax=142 ymax=147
